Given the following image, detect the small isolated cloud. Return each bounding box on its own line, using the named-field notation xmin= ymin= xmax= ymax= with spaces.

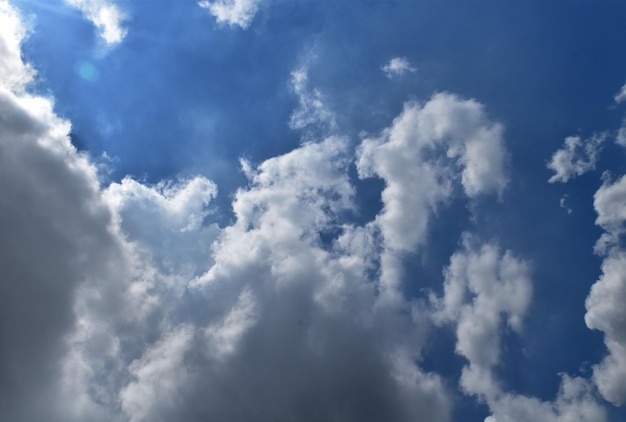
xmin=547 ymin=133 xmax=607 ymax=183
xmin=198 ymin=0 xmax=262 ymax=28
xmin=560 ymin=195 xmax=572 ymax=214
xmin=64 ymin=0 xmax=127 ymax=45
xmin=382 ymin=57 xmax=416 ymax=79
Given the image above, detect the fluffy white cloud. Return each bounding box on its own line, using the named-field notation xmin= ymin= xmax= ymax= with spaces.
xmin=198 ymin=0 xmax=262 ymax=28
xmin=432 ymin=238 xmax=606 ymax=422
xmin=103 ymin=176 xmax=219 ymax=275
xmin=432 ymin=238 xmax=532 ymax=400
xmin=357 ymin=93 xmax=508 ymax=253
xmin=584 ymin=175 xmax=626 ymax=405
xmin=547 ymin=134 xmax=607 ymax=183
xmin=356 ymin=93 xmax=509 ymax=303
xmin=64 ymin=0 xmax=127 ymax=45
xmin=382 ymin=57 xmax=416 ymax=79
xmin=99 ymin=135 xmax=451 ymax=422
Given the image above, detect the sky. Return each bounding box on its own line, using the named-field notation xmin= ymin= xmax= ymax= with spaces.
xmin=1 ymin=0 xmax=626 ymax=421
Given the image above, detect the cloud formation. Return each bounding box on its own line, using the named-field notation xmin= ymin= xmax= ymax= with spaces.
xmin=5 ymin=1 xmax=621 ymax=420
xmin=547 ymin=134 xmax=607 ymax=183
xmin=382 ymin=57 xmax=416 ymax=79
xmin=585 ymin=175 xmax=626 ymax=406
xmin=64 ymin=0 xmax=127 ymax=45
xmin=198 ymin=0 xmax=262 ymax=28
xmin=432 ymin=239 xmax=607 ymax=421
xmin=0 ymin=2 xmax=125 ymax=419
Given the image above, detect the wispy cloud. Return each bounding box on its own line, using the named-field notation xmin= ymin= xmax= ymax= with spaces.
xmin=547 ymin=133 xmax=607 ymax=183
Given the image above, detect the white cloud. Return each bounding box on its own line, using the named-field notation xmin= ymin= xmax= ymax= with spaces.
xmin=107 ymin=135 xmax=452 ymax=422
xmin=103 ymin=176 xmax=220 ymax=275
xmin=64 ymin=0 xmax=127 ymax=45
xmin=5 ymin=2 xmax=610 ymax=419
xmin=432 ymin=238 xmax=607 ymax=422
xmin=560 ymin=195 xmax=572 ymax=214
xmin=432 ymin=238 xmax=532 ymax=398
xmin=357 ymin=93 xmax=508 ymax=253
xmin=0 ymin=7 xmax=455 ymax=415
xmin=382 ymin=57 xmax=416 ymax=79
xmin=547 ymin=134 xmax=607 ymax=183
xmin=198 ymin=0 xmax=262 ymax=29
xmin=0 ymin=1 xmax=33 ymax=90
xmin=356 ymin=93 xmax=509 ymax=302
xmin=592 ymin=174 xmax=626 ymax=253
xmin=584 ymin=175 xmax=626 ymax=405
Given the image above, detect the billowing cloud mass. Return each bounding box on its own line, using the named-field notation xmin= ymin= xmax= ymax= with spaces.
xmin=0 ymin=2 xmax=125 ymax=420
xmin=64 ymin=0 xmax=126 ymax=45
xmin=547 ymin=133 xmax=607 ymax=183
xmin=198 ymin=0 xmax=262 ymax=28
xmin=382 ymin=57 xmax=416 ymax=79
xmin=0 ymin=3 xmax=457 ymax=420
xmin=5 ymin=0 xmax=626 ymax=420
xmin=585 ymin=175 xmax=626 ymax=406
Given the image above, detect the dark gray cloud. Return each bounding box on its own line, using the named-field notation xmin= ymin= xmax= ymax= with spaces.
xmin=0 ymin=5 xmax=123 ymax=420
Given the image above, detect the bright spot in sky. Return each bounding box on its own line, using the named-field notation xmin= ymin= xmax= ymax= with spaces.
xmin=75 ymin=60 xmax=99 ymax=82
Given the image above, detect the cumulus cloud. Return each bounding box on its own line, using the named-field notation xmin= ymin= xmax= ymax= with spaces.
xmin=198 ymin=0 xmax=262 ymax=28
xmin=0 ymin=5 xmax=457 ymax=419
xmin=432 ymin=238 xmax=607 ymax=421
xmin=8 ymin=1 xmax=606 ymax=420
xmin=547 ymin=133 xmax=607 ymax=183
xmin=64 ymin=0 xmax=127 ymax=45
xmin=583 ymin=175 xmax=626 ymax=405
xmin=357 ymin=93 xmax=508 ymax=253
xmin=103 ymin=176 xmax=220 ymax=275
xmin=0 ymin=2 xmax=126 ymax=420
xmin=356 ymin=93 xmax=509 ymax=302
xmin=68 ymin=136 xmax=452 ymax=422
xmin=382 ymin=57 xmax=416 ymax=79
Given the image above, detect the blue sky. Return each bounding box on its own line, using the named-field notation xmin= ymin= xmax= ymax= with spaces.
xmin=2 ymin=0 xmax=626 ymax=421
